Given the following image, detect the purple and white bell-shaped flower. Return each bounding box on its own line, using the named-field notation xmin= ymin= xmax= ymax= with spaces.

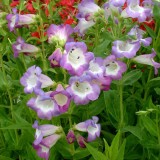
xmin=133 ymin=49 xmax=160 ymax=75
xmin=121 ymin=0 xmax=152 ymax=22
xmin=103 ymin=2 xmax=122 ymax=21
xmin=48 ymin=48 xmax=62 ymax=67
xmin=103 ymin=55 xmax=127 ymax=80
xmin=66 ymin=75 xmax=100 ymax=105
xmin=20 ymin=65 xmax=54 ymax=94
xmin=109 ymin=0 xmax=126 ymax=7
xmin=75 ymin=116 xmax=101 ymax=142
xmin=32 ymin=121 xmax=62 ymax=145
xmin=77 ymin=0 xmax=101 ymax=20
xmin=27 ymin=91 xmax=60 ymax=120
xmin=86 ymin=57 xmax=105 ymax=79
xmin=74 ymin=18 xmax=95 ymax=35
xmin=128 ymin=26 xmax=152 ymax=46
xmin=50 ymin=84 xmax=71 ymax=113
xmin=75 ymin=0 xmax=101 ymax=35
xmin=60 ymin=42 xmax=94 ymax=76
xmin=33 ymin=134 xmax=61 ymax=160
xmin=47 ymin=24 xmax=73 ymax=45
xmin=112 ymin=40 xmax=141 ymax=58
xmin=6 ymin=8 xmax=37 ymax=32
xmin=12 ymin=37 xmax=39 ymax=57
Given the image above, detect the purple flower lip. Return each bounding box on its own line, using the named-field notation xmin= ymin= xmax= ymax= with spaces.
xmin=66 ymin=75 xmax=100 ymax=105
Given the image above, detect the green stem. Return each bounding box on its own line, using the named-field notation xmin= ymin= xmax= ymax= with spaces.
xmin=21 ymin=54 xmax=27 ymax=70
xmin=119 ymin=81 xmax=124 ymax=129
xmin=143 ymin=68 xmax=152 ymax=101
xmin=36 ymin=0 xmax=47 ymax=71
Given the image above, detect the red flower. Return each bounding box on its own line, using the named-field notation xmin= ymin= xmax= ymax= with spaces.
xmin=10 ymin=0 xmax=19 ymax=7
xmin=26 ymin=1 xmax=36 ymax=14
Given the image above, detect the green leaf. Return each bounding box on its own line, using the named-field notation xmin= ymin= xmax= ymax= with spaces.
xmin=0 ymin=155 xmax=14 ymax=160
xmin=144 ymin=24 xmax=156 ymax=39
xmin=141 ymin=116 xmax=157 ymax=137
xmin=110 ymin=131 xmax=120 ymax=160
xmin=86 ymin=143 xmax=107 ymax=160
xmin=93 ymin=40 xmax=111 ymax=57
xmin=122 ymin=70 xmax=142 ymax=86
xmin=123 ymin=126 xmax=142 ymax=140
xmin=116 ymin=139 xmax=126 ymax=160
xmin=104 ymin=139 xmax=110 ymax=159
xmin=154 ymin=88 xmax=160 ymax=95
xmin=55 ymin=139 xmax=72 ymax=159
xmin=88 ymin=94 xmax=105 ymax=116
xmin=153 ymin=4 xmax=160 ymax=22
xmin=73 ymin=148 xmax=90 ymax=160
xmin=103 ymin=90 xmax=120 ymax=127
xmin=147 ymin=77 xmax=160 ymax=88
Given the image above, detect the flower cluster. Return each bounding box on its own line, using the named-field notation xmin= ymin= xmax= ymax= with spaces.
xmin=5 ymin=0 xmax=160 ymax=159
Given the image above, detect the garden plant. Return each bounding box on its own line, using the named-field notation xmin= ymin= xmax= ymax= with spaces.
xmin=0 ymin=0 xmax=160 ymax=159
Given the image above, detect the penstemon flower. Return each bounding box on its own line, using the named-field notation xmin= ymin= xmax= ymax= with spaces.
xmin=20 ymin=65 xmax=54 ymax=94
xmin=103 ymin=55 xmax=127 ymax=80
xmin=132 ymin=49 xmax=160 ymax=75
xmin=112 ymin=40 xmax=141 ymax=58
xmin=121 ymin=0 xmax=152 ymax=22
xmin=48 ymin=48 xmax=62 ymax=68
xmin=27 ymin=92 xmax=60 ymax=120
xmin=33 ymin=134 xmax=61 ymax=160
xmin=109 ymin=0 xmax=126 ymax=7
xmin=86 ymin=57 xmax=105 ymax=79
xmin=50 ymin=84 xmax=71 ymax=113
xmin=74 ymin=18 xmax=95 ymax=35
xmin=75 ymin=0 xmax=101 ymax=35
xmin=6 ymin=8 xmax=37 ymax=31
xmin=66 ymin=75 xmax=100 ymax=105
xmin=75 ymin=116 xmax=101 ymax=142
xmin=128 ymin=26 xmax=152 ymax=46
xmin=60 ymin=42 xmax=94 ymax=76
xmin=77 ymin=0 xmax=101 ymax=20
xmin=12 ymin=37 xmax=39 ymax=58
xmin=32 ymin=121 xmax=62 ymax=145
xmin=47 ymin=24 xmax=73 ymax=45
